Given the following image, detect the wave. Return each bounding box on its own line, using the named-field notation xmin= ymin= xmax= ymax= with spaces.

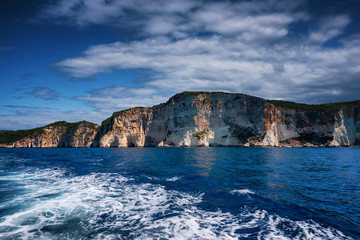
xmin=144 ymin=175 xmax=181 ymax=182
xmin=165 ymin=176 xmax=181 ymax=182
xmin=0 ymin=168 xmax=354 ymax=239
xmin=230 ymin=189 xmax=255 ymax=195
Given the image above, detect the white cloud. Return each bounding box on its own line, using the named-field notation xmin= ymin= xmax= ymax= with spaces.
xmin=75 ymin=86 xmax=168 ymax=111
xmin=40 ymin=0 xmax=305 ymax=41
xmin=39 ymin=0 xmax=360 ymax=108
xmin=0 ymin=110 xmax=106 ymax=130
xmin=41 ymin=0 xmax=127 ymax=26
xmin=3 ymin=105 xmax=51 ymax=110
xmin=309 ymin=15 xmax=351 ymax=43
xmin=25 ymin=87 xmax=62 ymax=101
xmin=193 ymin=2 xmax=296 ymax=41
xmin=40 ymin=0 xmax=198 ymax=28
xmin=58 ymin=32 xmax=360 ymax=105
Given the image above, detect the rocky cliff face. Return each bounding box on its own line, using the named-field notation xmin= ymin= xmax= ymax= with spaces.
xmin=96 ymin=92 xmax=267 ymax=147
xmin=93 ymin=92 xmax=360 ymax=147
xmin=1 ymin=92 xmax=360 ymax=148
xmin=260 ymin=104 xmax=360 ymax=147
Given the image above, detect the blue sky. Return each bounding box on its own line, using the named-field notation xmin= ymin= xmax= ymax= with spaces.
xmin=1 ymin=0 xmax=360 ymax=130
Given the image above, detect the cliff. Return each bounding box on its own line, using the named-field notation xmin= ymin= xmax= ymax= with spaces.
xmin=0 ymin=121 xmax=99 ymax=148
xmin=1 ymin=92 xmax=360 ymax=148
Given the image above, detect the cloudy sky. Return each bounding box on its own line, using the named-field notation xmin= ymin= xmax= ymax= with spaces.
xmin=1 ymin=0 xmax=360 ymax=129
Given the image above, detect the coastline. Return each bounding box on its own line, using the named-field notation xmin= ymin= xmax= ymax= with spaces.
xmin=1 ymin=91 xmax=360 ymax=148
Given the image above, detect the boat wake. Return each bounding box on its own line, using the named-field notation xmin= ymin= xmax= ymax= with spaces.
xmin=0 ymin=168 xmax=354 ymax=239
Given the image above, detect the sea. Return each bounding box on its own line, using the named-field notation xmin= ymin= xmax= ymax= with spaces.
xmin=0 ymin=147 xmax=359 ymax=239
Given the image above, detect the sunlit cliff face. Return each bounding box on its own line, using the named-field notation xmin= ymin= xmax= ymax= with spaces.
xmin=97 ymin=92 xmax=360 ymax=148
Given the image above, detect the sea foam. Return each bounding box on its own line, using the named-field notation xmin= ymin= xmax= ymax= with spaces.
xmin=0 ymin=168 xmax=354 ymax=239
xmin=230 ymin=189 xmax=255 ymax=195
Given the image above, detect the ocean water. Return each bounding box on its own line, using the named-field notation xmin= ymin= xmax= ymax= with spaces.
xmin=0 ymin=148 xmax=359 ymax=240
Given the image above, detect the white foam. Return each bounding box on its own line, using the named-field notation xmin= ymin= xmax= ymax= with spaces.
xmin=165 ymin=176 xmax=181 ymax=182
xmin=230 ymin=189 xmax=255 ymax=195
xmin=144 ymin=175 xmax=180 ymax=182
xmin=0 ymin=169 xmax=354 ymax=240
xmin=144 ymin=175 xmax=160 ymax=180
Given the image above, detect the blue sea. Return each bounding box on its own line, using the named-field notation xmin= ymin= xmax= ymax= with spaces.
xmin=0 ymin=148 xmax=359 ymax=239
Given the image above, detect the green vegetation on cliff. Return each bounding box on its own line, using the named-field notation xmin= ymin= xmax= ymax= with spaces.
xmin=165 ymin=91 xmax=224 ymax=105
xmin=0 ymin=121 xmax=98 ymax=145
xmin=101 ymin=117 xmax=112 ymax=127
xmin=192 ymin=128 xmax=210 ymax=140
xmin=268 ymin=100 xmax=360 ymax=111
xmin=184 ymin=91 xmax=226 ymax=96
xmin=249 ymin=133 xmax=266 ymax=142
xmin=113 ymin=106 xmax=146 ymax=117
xmin=45 ymin=121 xmax=98 ymax=131
xmin=164 ymin=91 xmax=258 ymax=106
xmin=0 ymin=128 xmax=44 ymax=145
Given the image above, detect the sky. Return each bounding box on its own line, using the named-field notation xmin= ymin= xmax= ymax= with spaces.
xmin=1 ymin=0 xmax=360 ymax=130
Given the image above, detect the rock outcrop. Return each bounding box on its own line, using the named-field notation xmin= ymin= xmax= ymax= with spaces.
xmin=1 ymin=92 xmax=360 ymax=148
